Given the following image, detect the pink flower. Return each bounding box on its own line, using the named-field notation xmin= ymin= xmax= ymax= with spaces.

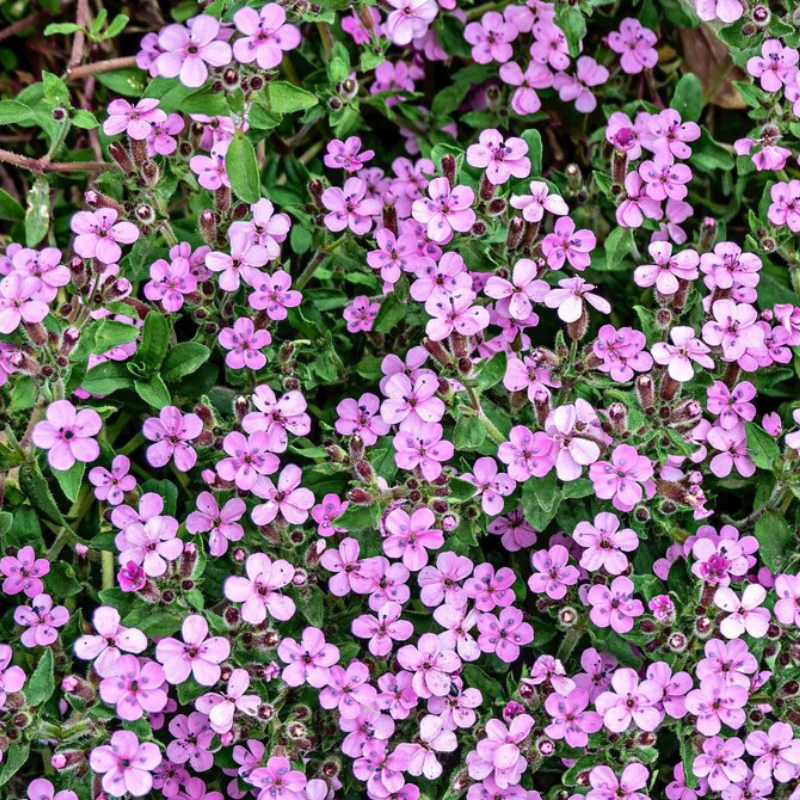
xmin=697 ymin=639 xmax=757 ymax=688
xmin=528 ymin=545 xmax=580 ymax=599
xmin=544 ymin=400 xmax=604 ymax=481
xmin=639 ymin=152 xmax=692 ymax=201
xmin=634 ymin=241 xmax=699 ymax=295
xmin=587 ymin=764 xmax=650 ymax=800
xmin=320 ymin=660 xmax=378 ymax=719
xmin=464 ymin=12 xmax=517 ymax=64
xmin=74 ymin=606 xmax=147 ymax=677
xmin=143 ymin=406 xmax=203 ymax=472
xmin=324 ymin=136 xmax=375 ymax=172
xmin=99 ymin=655 xmax=168 ymax=721
xmin=23 ymin=780 xmax=77 ymax=800
xmin=384 ymin=0 xmax=437 ymax=45
xmin=745 ymin=723 xmax=800 ymax=782
xmin=646 ymin=109 xmax=700 ymax=159
xmin=544 ymin=277 xmax=611 ymax=323
xmin=167 ymin=713 xmax=215 ymax=772
xmin=767 ymin=180 xmax=800 ymax=232
xmin=747 ymin=39 xmax=799 ymax=92
xmin=541 ymin=216 xmax=596 ymax=271
xmin=156 ymin=15 xmax=232 ymax=88
xmin=651 ymin=326 xmax=714 ymax=381
xmin=205 ymin=224 xmax=270 ymax=292
xmin=497 ymin=425 xmax=555 ymax=481
xmin=15 ymin=593 xmax=68 ymax=646
xmin=553 ymin=56 xmax=609 ymax=112
xmin=573 ymin=647 xmax=617 ymax=702
xmin=587 ymin=576 xmax=644 ymax=633
xmin=248 ymin=270 xmax=301 ymax=318
xmin=384 ymin=507 xmax=444 ymax=571
xmin=89 ymin=455 xmax=137 ymax=506
xmin=352 ymin=602 xmax=414 ymax=657
xmin=344 ymin=295 xmax=380 ymax=332
xmin=218 ymin=318 xmax=271 ymax=370
xmin=397 ymin=633 xmax=460 ymax=698
xmin=419 ymin=551 xmax=473 ymax=608
xmin=425 ymin=289 xmax=490 ymax=341
xmin=702 ymin=299 xmax=764 ymax=362
xmin=322 ymin=178 xmax=381 ymax=235
xmin=155 ymin=614 xmax=231 ymax=686
xmin=775 ymin=573 xmax=800 ymax=626
xmin=367 ymin=229 xmax=423 ymax=285
xmin=530 ymin=21 xmax=569 ymax=70
xmin=186 ymin=492 xmax=245 ymax=556
xmin=467 ymin=714 xmax=533 ymax=788
xmin=190 ymin=142 xmax=230 ymax=191
xmin=695 ymin=0 xmax=745 ymax=23
xmin=693 ymin=736 xmax=748 ymax=792
xmin=195 ymin=669 xmax=260 ymax=733
xmin=462 ymin=457 xmax=516 ymax=516
xmin=242 ymin=384 xmax=311 ymax=452
xmin=224 ymin=552 xmax=296 ymax=623
xmin=393 ymin=422 xmax=454 ymax=481
xmin=311 ymin=494 xmax=349 ymax=538
xmin=707 ymin=425 xmax=755 ymax=479
xmin=706 ymin=381 xmax=756 ymax=429
xmin=232 ymin=4 xmax=300 ymax=69
xmin=0 ymin=546 xmax=49 ymax=598
xmin=146 ymin=113 xmax=184 ymax=156
xmin=336 ymin=393 xmax=390 ymax=445
xmin=32 ymin=400 xmax=101 ymax=470
xmin=714 ymin=585 xmax=770 ymax=639
xmin=466 ymin=130 xmax=530 ymax=185
xmin=0 ymin=644 xmax=26 ymax=705
xmin=412 ymin=178 xmax=476 ymax=243
xmin=588 ymin=444 xmax=655 ymax=512
xmin=103 ymin=98 xmax=165 ymax=138
xmin=278 ymin=627 xmax=340 ymax=688
xmin=116 ymin=515 xmax=183 ymax=578
xmin=396 ymin=714 xmax=457 ymax=779
xmin=144 ymin=255 xmax=198 ymax=311
xmin=320 ymin=537 xmax=378 ymax=596
xmin=89 ymin=731 xmax=162 ymax=797
xmin=509 ymin=180 xmax=569 ymax=222
xmin=251 ymin=463 xmax=315 ymax=525
xmin=685 ymin=676 xmax=747 ymax=736
xmin=249 ymin=757 xmax=307 ymax=800
xmin=544 ymin=687 xmax=603 ymax=747
xmin=216 ymin=431 xmax=279 ymax=491
xmin=573 ymin=512 xmax=638 ymax=574
xmin=71 ymin=209 xmax=139 ymax=264
xmin=607 ymin=18 xmax=658 ymax=74
xmin=595 ymin=667 xmax=664 ymax=732
xmin=477 ymin=607 xmax=533 ymax=663
xmin=484 ymin=258 xmax=548 ymax=321
xmin=498 ymin=60 xmax=554 ymax=115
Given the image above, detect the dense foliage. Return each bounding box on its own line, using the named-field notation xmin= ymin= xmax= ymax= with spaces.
xmin=1 ymin=0 xmax=800 ymax=799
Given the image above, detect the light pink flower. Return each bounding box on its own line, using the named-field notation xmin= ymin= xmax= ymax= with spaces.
xmin=412 ymin=178 xmax=476 ymax=243
xmin=384 ymin=507 xmax=444 ymax=571
xmin=74 ymin=606 xmax=148 ymax=678
xmin=99 ymin=655 xmax=168 ymax=720
xmin=156 ymin=614 xmax=231 ymax=686
xmin=224 ymin=552 xmax=296 ymax=624
xmin=32 ymin=400 xmax=101 ymax=470
xmin=156 ymin=15 xmax=232 ymax=88
xmin=232 ymin=4 xmax=300 ymax=69
xmin=89 ymin=731 xmax=162 ymax=797
xmin=143 ymin=406 xmax=203 ymax=472
xmin=15 ymin=593 xmax=69 ymax=647
xmin=587 ymin=576 xmax=644 ymax=634
xmin=251 ymin=464 xmax=315 ymax=525
xmin=0 ymin=545 xmax=49 ymax=598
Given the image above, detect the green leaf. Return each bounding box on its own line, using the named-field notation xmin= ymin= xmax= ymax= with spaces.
xmin=265 ymin=81 xmax=319 ymax=114
xmin=745 ymin=421 xmax=781 ymax=470
xmin=449 ymin=477 xmax=479 ymax=502
xmin=475 ymin=351 xmax=507 ymax=391
xmin=226 ymin=132 xmax=261 ymax=204
xmin=373 ymin=293 xmax=407 ymax=334
xmin=137 ymin=312 xmax=170 ymax=371
xmin=602 ymin=226 xmax=632 ymax=271
xmin=671 ymin=73 xmax=703 ymax=122
xmin=135 ymin=374 xmax=171 ymax=407
xmin=162 ymin=342 xmax=211 ymax=382
xmin=0 ymin=742 xmax=30 ymax=786
xmin=105 ymin=13 xmax=130 ymax=38
xmin=335 ymin=502 xmax=382 ymax=531
xmin=453 ymin=415 xmax=486 ymax=451
xmin=521 ymin=129 xmax=542 ymax=176
xmin=25 ymin=178 xmax=51 ymax=247
xmin=298 ymin=584 xmax=325 ymax=627
xmin=0 ymin=188 xmax=24 ymax=221
xmin=521 ymin=471 xmax=560 ymax=530
xmin=54 ymin=460 xmax=85 ymax=503
xmin=44 ymin=22 xmax=82 ymax=35
xmin=27 ymin=648 xmax=55 ymax=706
xmin=0 ymin=100 xmax=33 ymax=125
xmin=72 ymin=109 xmax=100 ymax=129
xmin=555 ymin=5 xmax=586 ymax=58
xmin=123 ymin=609 xmax=183 ymax=637
xmin=81 ymin=361 xmax=133 ymax=395
xmin=755 ymin=510 xmax=793 ymax=573
xmin=42 ymin=71 xmax=70 ymax=106
xmin=96 ymin=68 xmax=147 ymax=97
xmin=19 ymin=463 xmax=66 ymax=525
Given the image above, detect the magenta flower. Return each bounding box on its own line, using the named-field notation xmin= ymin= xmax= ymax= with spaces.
xmin=484 ymin=258 xmax=548 ymax=321
xmin=186 ymin=492 xmax=245 ymax=556
xmin=608 ymin=18 xmax=658 ymax=74
xmin=384 ymin=0 xmax=437 ymax=45
xmin=638 ymin=152 xmax=692 ymax=201
xmin=103 ymin=97 xmax=164 ymax=138
xmin=595 ymin=667 xmax=664 ymax=732
xmin=195 ymin=668 xmax=260 ymax=733
xmin=251 ymin=463 xmax=315 ymax=525
xmin=419 ymin=551 xmax=473 ymax=608
xmin=553 ymin=56 xmax=609 ymax=112
xmin=15 ymin=592 xmax=69 ymax=647
xmin=0 ymin=644 xmax=25 ymax=705
xmin=528 ymin=545 xmax=580 ymax=599
xmin=587 ymin=576 xmax=644 ymax=634
xmin=0 ymin=546 xmax=49 ymax=598
xmin=216 ymin=431 xmax=279 ymax=491
xmin=9 ymin=246 xmax=69 ymax=302
xmin=352 ymin=601 xmax=414 ymax=657
xmin=466 ymin=129 xmax=530 ymax=184
xmin=541 ymin=216 xmax=596 ymax=271
xmin=462 ymin=457 xmax=516 ymax=516
xmin=684 ymin=676 xmax=747 ymax=736
xmin=205 ymin=224 xmax=270 ymax=292
xmin=311 ymin=493 xmax=349 ymax=537
xmin=336 ymin=393 xmax=390 ymax=445
xmin=89 ymin=731 xmax=162 ymax=797
xmin=322 ymin=177 xmax=381 ymax=235
xmin=167 ymin=713 xmax=215 ymax=772
xmin=74 ymin=606 xmax=148 ymax=678
xmin=530 ymin=21 xmax=569 ymax=69
xmin=155 ymin=614 xmax=231 ymax=686
xmin=775 ymin=573 xmax=800 ymax=627
xmin=467 ymin=714 xmax=533 ymax=788
xmin=397 ymin=632 xmax=460 ymax=698
xmin=702 ymin=299 xmax=764 ymax=362
xmin=509 ymin=179 xmax=568 ymax=223
xmin=99 ymin=655 xmax=168 ymax=721
xmin=544 ymin=687 xmax=602 ymax=747
xmin=218 ymin=318 xmax=271 ymax=370
xmin=71 ymin=209 xmax=139 ymax=264
xmin=714 ymin=585 xmax=770 ymax=639
xmin=587 ymin=764 xmax=650 ymax=800
xmin=143 ymin=406 xmax=203 ymax=472
xmin=747 ymin=39 xmax=799 ymax=92
xmin=278 ymin=626 xmax=340 ymax=688
xmin=232 ymin=4 xmax=300 ymax=69
xmin=344 ymin=295 xmax=380 ymax=332
xmin=324 ymin=136 xmax=375 ymax=172
xmin=156 ymin=15 xmax=232 ymax=88
xmin=497 ymin=425 xmax=554 ymax=481
xmin=464 ymin=563 xmax=516 ymax=612
xmin=367 ymin=229 xmax=422 ymax=284
xmin=146 ymin=113 xmax=184 ymax=156
xmin=144 ymin=255 xmax=198 ymax=312
xmin=464 ymin=12 xmax=517 ymax=64
xmin=248 ymin=269 xmax=301 ymax=319
xmin=412 ymin=178 xmax=476 ymax=243
xmin=320 ymin=660 xmax=378 ymax=719
xmin=544 ymin=277 xmax=611 ymax=324
xmin=476 ymin=607 xmax=533 ymax=663
xmin=745 ymin=723 xmax=800 ymax=782
xmin=498 ymin=61 xmax=554 ymax=115
xmin=693 ymin=736 xmax=748 ymax=792
xmin=320 ymin=537 xmax=378 ymax=596
xmin=190 ymin=142 xmax=230 ymax=191
xmin=573 ymin=512 xmax=638 ymax=574
xmin=393 ymin=422 xmax=454 ymax=481
xmin=242 ymin=384 xmax=311 ymax=452
xmin=381 ymin=372 xmax=444 ymax=430
xmin=224 ymin=552 xmax=296 ymax=623
xmin=767 ymin=180 xmax=800 ymax=232
xmin=707 ymin=425 xmax=755 ymax=478
xmin=588 ymin=444 xmax=655 ymax=512
xmin=32 ymin=399 xmax=101 ymax=471
xmin=634 ymin=241 xmax=699 ymax=295
xmin=248 ymin=757 xmax=308 ymax=800
xmin=89 ymin=455 xmax=136 ymax=506
xmin=646 ymin=108 xmax=700 ymax=159
xmin=383 ymin=507 xmax=444 ymax=571
xmin=706 ymin=380 xmax=756 ymax=429
xmin=651 ymin=326 xmax=713 ymax=381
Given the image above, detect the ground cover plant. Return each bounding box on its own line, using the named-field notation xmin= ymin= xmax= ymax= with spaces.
xmin=1 ymin=0 xmax=800 ymax=798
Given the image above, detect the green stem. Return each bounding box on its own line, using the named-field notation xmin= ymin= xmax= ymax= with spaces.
xmin=467 ymin=388 xmax=505 ymax=445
